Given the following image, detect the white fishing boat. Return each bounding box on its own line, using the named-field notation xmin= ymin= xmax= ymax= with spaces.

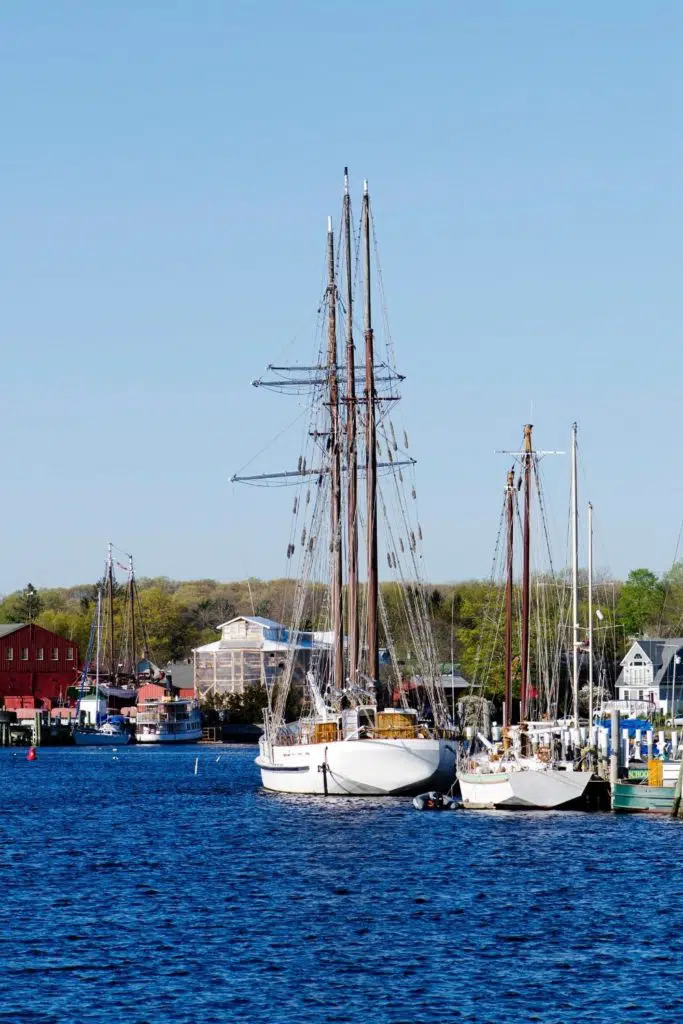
xmin=135 ymin=695 xmax=202 ymax=744
xmin=237 ymin=171 xmax=457 ymax=796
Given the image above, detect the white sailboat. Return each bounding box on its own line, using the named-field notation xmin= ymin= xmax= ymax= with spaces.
xmin=459 ymin=423 xmax=599 ymax=810
xmin=73 ymin=567 xmax=130 ymax=747
xmin=236 ymin=171 xmax=457 ymax=796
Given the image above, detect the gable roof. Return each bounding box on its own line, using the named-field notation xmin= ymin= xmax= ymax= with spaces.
xmin=216 ymin=615 xmax=285 ymax=631
xmin=0 ymin=623 xmax=26 ymax=638
xmin=619 ymin=638 xmax=683 ymax=686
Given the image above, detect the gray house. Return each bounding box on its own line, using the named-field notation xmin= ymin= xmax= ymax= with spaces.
xmin=615 ymin=639 xmax=683 ymax=716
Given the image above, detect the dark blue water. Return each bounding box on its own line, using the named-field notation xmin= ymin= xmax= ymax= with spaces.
xmin=0 ymin=746 xmax=680 ymax=1024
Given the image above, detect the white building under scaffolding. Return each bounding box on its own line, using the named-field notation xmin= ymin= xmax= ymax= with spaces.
xmin=193 ymin=615 xmax=329 ymax=698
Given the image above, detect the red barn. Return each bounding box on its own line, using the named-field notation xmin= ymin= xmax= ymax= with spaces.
xmin=0 ymin=623 xmax=79 ymax=705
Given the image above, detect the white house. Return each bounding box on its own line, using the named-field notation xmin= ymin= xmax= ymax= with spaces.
xmin=193 ymin=615 xmax=327 ymax=698
xmin=614 ymin=639 xmax=683 ymax=717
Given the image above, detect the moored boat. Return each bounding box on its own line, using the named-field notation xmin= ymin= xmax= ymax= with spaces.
xmin=135 ymin=694 xmax=202 ymax=744
xmin=237 ymin=171 xmax=457 ymax=796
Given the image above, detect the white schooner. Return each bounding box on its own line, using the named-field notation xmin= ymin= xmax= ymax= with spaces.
xmin=233 ymin=171 xmax=456 ymax=796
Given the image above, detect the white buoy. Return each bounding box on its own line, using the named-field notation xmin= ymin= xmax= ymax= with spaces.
xmin=194 ymin=758 xmax=199 ymax=775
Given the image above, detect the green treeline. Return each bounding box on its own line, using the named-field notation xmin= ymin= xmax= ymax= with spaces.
xmin=2 ymin=566 xmax=682 ymax=698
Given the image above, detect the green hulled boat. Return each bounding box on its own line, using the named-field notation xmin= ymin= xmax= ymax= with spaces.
xmin=612 ymin=781 xmax=674 ymax=814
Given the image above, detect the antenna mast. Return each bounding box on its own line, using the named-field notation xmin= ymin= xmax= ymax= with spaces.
xmin=327 ymin=216 xmax=344 ymax=693
xmin=363 ymin=180 xmax=379 ymax=692
xmin=343 ymin=168 xmax=359 ymax=685
xmin=571 ymin=422 xmax=579 ymax=725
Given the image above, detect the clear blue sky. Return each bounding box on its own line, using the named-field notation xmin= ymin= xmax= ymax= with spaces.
xmin=2 ymin=1 xmax=682 ymax=592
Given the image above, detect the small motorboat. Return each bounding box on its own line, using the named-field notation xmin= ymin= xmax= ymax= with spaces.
xmin=412 ymin=790 xmax=460 ymax=811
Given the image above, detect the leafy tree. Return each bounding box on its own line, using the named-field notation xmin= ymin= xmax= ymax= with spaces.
xmin=1 ymin=583 xmax=44 ymax=623
xmin=616 ymin=568 xmax=664 ymax=637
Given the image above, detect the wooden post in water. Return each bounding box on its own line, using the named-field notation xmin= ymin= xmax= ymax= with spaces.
xmin=609 ymin=708 xmax=620 ymax=802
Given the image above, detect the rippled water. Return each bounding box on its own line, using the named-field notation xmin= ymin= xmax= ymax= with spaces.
xmin=0 ymin=746 xmax=681 ymax=1023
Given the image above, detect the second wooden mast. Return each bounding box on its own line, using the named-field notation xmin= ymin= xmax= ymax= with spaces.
xmin=362 ymin=180 xmax=380 ymax=692
xmin=326 ymin=217 xmax=344 ymax=693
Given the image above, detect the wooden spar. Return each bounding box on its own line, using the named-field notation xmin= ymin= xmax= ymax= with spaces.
xmin=107 ymin=542 xmax=115 ymax=679
xmin=504 ymin=467 xmax=515 ymax=727
xmin=326 ymin=216 xmax=344 ymax=692
xmin=520 ymin=424 xmax=533 ymax=721
xmin=129 ymin=555 xmax=136 ymax=679
xmin=587 ymin=501 xmax=594 ymax=747
xmin=343 ymin=168 xmax=358 ymax=686
xmin=363 ymin=180 xmax=379 ymax=690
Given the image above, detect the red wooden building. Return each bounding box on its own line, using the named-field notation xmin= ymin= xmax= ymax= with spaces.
xmin=0 ymin=623 xmax=79 ymax=705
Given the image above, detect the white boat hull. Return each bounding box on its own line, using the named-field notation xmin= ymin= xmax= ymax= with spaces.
xmin=257 ymin=737 xmax=457 ymax=796
xmin=135 ymin=727 xmax=203 ymax=744
xmin=73 ymin=731 xmax=130 ymax=747
xmin=459 ymin=766 xmax=593 ymax=810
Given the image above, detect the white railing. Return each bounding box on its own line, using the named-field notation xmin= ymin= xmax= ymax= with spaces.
xmin=601 ymin=699 xmax=655 ymax=716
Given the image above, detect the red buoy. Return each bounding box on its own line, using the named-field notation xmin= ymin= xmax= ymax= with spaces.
xmin=26 ymin=746 xmax=37 ymax=761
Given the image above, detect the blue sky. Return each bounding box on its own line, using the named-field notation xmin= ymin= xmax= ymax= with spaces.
xmin=1 ymin=1 xmax=682 ymax=591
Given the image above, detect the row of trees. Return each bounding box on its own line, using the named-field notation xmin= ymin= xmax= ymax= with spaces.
xmin=0 ymin=567 xmax=679 ymax=698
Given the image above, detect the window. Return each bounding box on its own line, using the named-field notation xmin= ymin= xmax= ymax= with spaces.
xmin=5 ymin=648 xmax=13 ymax=661
xmin=66 ymin=648 xmax=74 ymax=661
xmin=37 ymin=647 xmax=44 ymax=661
xmin=21 ymin=648 xmax=28 ymax=661
xmin=51 ymin=648 xmax=59 ymax=661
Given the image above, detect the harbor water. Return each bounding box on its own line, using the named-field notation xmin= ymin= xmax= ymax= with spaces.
xmin=1 ymin=746 xmax=682 ymax=1024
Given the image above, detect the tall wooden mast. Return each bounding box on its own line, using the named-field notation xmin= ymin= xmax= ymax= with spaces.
xmin=363 ymin=180 xmax=379 ymax=690
xmin=343 ymin=169 xmax=358 ymax=685
xmin=107 ymin=542 xmax=115 ymax=679
xmin=520 ymin=425 xmax=533 ymax=721
xmin=327 ymin=216 xmax=344 ymax=692
xmin=504 ymin=467 xmax=515 ymax=727
xmin=129 ymin=554 xmax=136 ymax=679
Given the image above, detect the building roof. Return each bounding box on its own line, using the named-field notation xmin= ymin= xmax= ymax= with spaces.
xmin=0 ymin=623 xmax=26 ymax=638
xmin=618 ymin=638 xmax=683 ymax=687
xmin=216 ymin=615 xmax=284 ymax=631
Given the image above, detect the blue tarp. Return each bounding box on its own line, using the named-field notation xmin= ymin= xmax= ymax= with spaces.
xmin=597 ymin=718 xmax=652 ymax=737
